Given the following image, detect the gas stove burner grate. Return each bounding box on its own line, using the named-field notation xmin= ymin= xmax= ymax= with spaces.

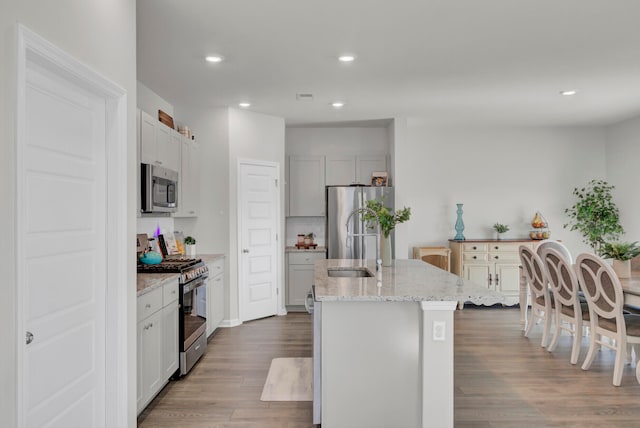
xmin=137 ymin=257 xmax=202 ymax=273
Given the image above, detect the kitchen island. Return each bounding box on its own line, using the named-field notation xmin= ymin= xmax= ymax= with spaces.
xmin=313 ymin=259 xmax=503 ymax=428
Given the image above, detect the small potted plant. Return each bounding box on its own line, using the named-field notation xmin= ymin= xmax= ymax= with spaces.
xmin=600 ymin=241 xmax=640 ymax=278
xmin=493 ymin=223 xmax=510 ymax=240
xmin=304 ymin=233 xmax=315 ymax=247
xmin=184 ymin=236 xmax=197 ymax=257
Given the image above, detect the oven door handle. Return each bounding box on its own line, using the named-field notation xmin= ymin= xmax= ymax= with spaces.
xmin=183 ymin=274 xmax=209 ymax=294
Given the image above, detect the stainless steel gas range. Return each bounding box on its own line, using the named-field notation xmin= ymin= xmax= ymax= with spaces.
xmin=138 ymin=257 xmax=209 ymax=376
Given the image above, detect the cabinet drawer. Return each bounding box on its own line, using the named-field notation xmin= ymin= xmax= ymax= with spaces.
xmin=209 ymin=258 xmax=224 ymax=276
xmin=488 ymin=253 xmax=520 ymax=263
xmin=487 ymin=243 xmax=520 ymax=253
xmin=138 ymin=286 xmax=163 ymax=322
xmin=289 ymin=252 xmax=324 ymax=265
xmin=463 ymin=253 xmax=488 ymax=262
xmin=163 ymin=280 xmax=179 ymax=305
xmin=462 ymin=243 xmax=488 ymax=252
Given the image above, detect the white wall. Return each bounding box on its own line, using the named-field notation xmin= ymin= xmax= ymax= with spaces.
xmin=0 ymin=1 xmax=137 ymax=426
xmin=286 ymin=126 xmax=389 ymax=156
xmin=394 ymin=121 xmax=607 ymax=259
xmin=606 ymin=115 xmax=640 ymax=242
xmin=137 ymin=81 xmax=174 ymax=119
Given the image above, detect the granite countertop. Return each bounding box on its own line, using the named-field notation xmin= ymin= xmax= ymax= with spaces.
xmin=285 ymin=246 xmax=326 ymax=253
xmin=314 ymin=259 xmax=504 ymax=305
xmin=137 ymin=253 xmax=225 ymax=296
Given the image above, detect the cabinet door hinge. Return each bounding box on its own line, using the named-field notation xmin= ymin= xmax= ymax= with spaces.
xmin=275 ymin=178 xmax=278 ymax=187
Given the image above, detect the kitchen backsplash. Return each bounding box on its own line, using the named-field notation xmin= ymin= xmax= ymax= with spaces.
xmin=137 ymin=216 xmax=175 ymax=239
xmin=286 ymin=216 xmax=325 ymax=246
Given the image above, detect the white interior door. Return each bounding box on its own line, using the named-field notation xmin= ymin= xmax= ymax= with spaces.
xmin=239 ymin=161 xmax=280 ymax=322
xmin=16 ymin=27 xmax=127 ymax=428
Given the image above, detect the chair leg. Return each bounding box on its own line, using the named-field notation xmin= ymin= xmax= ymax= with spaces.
xmin=570 ymin=324 xmax=581 ymax=365
xmin=541 ymin=310 xmax=552 ymax=348
xmin=613 ymin=341 xmax=626 ymax=386
xmin=524 ymin=308 xmax=536 ymax=338
xmin=582 ymin=329 xmax=598 ymax=371
xmin=547 ymin=311 xmax=562 ymax=352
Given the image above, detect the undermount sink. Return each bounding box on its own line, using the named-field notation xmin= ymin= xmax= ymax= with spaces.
xmin=327 ymin=268 xmax=373 ymax=278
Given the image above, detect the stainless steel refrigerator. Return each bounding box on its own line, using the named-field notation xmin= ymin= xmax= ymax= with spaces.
xmin=325 ymin=185 xmax=394 ymax=260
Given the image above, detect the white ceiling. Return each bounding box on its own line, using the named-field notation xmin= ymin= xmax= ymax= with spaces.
xmin=137 ymin=0 xmax=640 ymax=127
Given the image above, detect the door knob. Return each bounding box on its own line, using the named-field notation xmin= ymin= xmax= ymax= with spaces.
xmin=26 ymin=331 xmax=34 ymax=345
xmin=242 ymin=249 xmax=250 ymax=253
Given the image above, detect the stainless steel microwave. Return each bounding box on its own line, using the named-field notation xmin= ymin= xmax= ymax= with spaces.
xmin=141 ymin=163 xmax=178 ymax=213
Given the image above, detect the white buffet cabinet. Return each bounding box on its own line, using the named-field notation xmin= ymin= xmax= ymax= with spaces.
xmin=449 ymin=239 xmax=541 ymax=305
xmin=137 ymin=276 xmax=179 ymax=414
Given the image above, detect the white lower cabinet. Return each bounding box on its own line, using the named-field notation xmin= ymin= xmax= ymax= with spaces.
xmin=287 ymin=251 xmax=325 ymax=307
xmin=207 ymin=257 xmax=225 ymax=337
xmin=137 ymin=278 xmax=179 ymax=415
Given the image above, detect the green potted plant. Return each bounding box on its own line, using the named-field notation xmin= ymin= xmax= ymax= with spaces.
xmin=493 ymin=223 xmax=510 ymax=240
xmin=600 ymin=241 xmax=640 ymax=278
xmin=184 ymin=236 xmax=197 ymax=257
xmin=564 ymin=179 xmax=624 ymax=255
xmin=304 ymin=232 xmax=315 ymax=246
xmin=362 ymin=199 xmax=411 ymax=266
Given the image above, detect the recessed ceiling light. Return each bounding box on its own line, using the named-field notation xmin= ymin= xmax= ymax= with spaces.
xmin=239 ymin=102 xmax=251 ymax=108
xmin=331 ymin=102 xmax=345 ymax=108
xmin=205 ymin=55 xmax=224 ymax=63
xmin=560 ymin=90 xmax=577 ymax=96
xmin=338 ymin=54 xmax=356 ymax=62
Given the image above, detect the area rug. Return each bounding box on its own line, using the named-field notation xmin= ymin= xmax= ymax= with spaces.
xmin=260 ymin=357 xmax=313 ymax=401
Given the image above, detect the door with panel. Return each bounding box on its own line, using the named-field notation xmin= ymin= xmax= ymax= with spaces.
xmin=17 ymin=28 xmax=127 ymax=427
xmin=239 ymin=161 xmax=280 ymax=322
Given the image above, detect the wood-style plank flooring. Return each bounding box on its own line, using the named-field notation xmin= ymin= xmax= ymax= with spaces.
xmin=138 ymin=307 xmax=640 ymax=427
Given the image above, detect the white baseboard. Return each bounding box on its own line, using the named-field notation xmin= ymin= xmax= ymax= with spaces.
xmin=219 ymin=318 xmax=242 ymax=328
xmin=278 ymin=307 xmax=288 ymax=316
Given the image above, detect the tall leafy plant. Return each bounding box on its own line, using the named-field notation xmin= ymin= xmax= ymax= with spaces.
xmin=563 ymin=179 xmax=623 ymax=254
xmin=362 ymin=199 xmax=411 ymax=238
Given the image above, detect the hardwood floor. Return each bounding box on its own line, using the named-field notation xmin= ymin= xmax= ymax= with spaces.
xmin=139 ymin=307 xmax=640 ymax=427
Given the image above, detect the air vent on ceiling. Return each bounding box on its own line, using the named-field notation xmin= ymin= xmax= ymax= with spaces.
xmin=296 ymin=93 xmax=314 ymax=101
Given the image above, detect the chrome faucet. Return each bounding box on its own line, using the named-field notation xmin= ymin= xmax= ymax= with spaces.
xmin=345 ymin=207 xmax=382 ymax=271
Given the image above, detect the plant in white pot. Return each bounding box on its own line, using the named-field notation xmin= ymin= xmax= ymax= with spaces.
xmin=493 ymin=223 xmax=510 ymax=240
xmin=184 ymin=236 xmax=197 ymax=257
xmin=600 ymin=241 xmax=640 ymax=279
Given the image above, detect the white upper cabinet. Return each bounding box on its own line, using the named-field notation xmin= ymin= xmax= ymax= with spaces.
xmin=174 ymin=135 xmax=200 ymax=217
xmin=288 ymin=155 xmax=326 ymax=216
xmin=139 ymin=109 xmax=180 ymax=172
xmin=356 ymin=155 xmax=387 ymax=185
xmin=325 ymin=156 xmax=356 ymax=185
xmin=325 ymin=155 xmax=387 ymax=186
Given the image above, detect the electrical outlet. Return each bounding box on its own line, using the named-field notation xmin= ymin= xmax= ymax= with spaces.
xmin=433 ymin=321 xmax=446 ymax=341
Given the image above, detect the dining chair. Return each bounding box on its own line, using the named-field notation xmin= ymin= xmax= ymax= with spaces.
xmin=575 ymin=253 xmax=640 ymax=386
xmin=541 ymin=247 xmax=588 ymax=364
xmin=413 ymin=246 xmax=451 ymax=272
xmin=537 ymin=240 xmax=573 ymax=265
xmin=519 ymin=245 xmax=554 ymax=347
